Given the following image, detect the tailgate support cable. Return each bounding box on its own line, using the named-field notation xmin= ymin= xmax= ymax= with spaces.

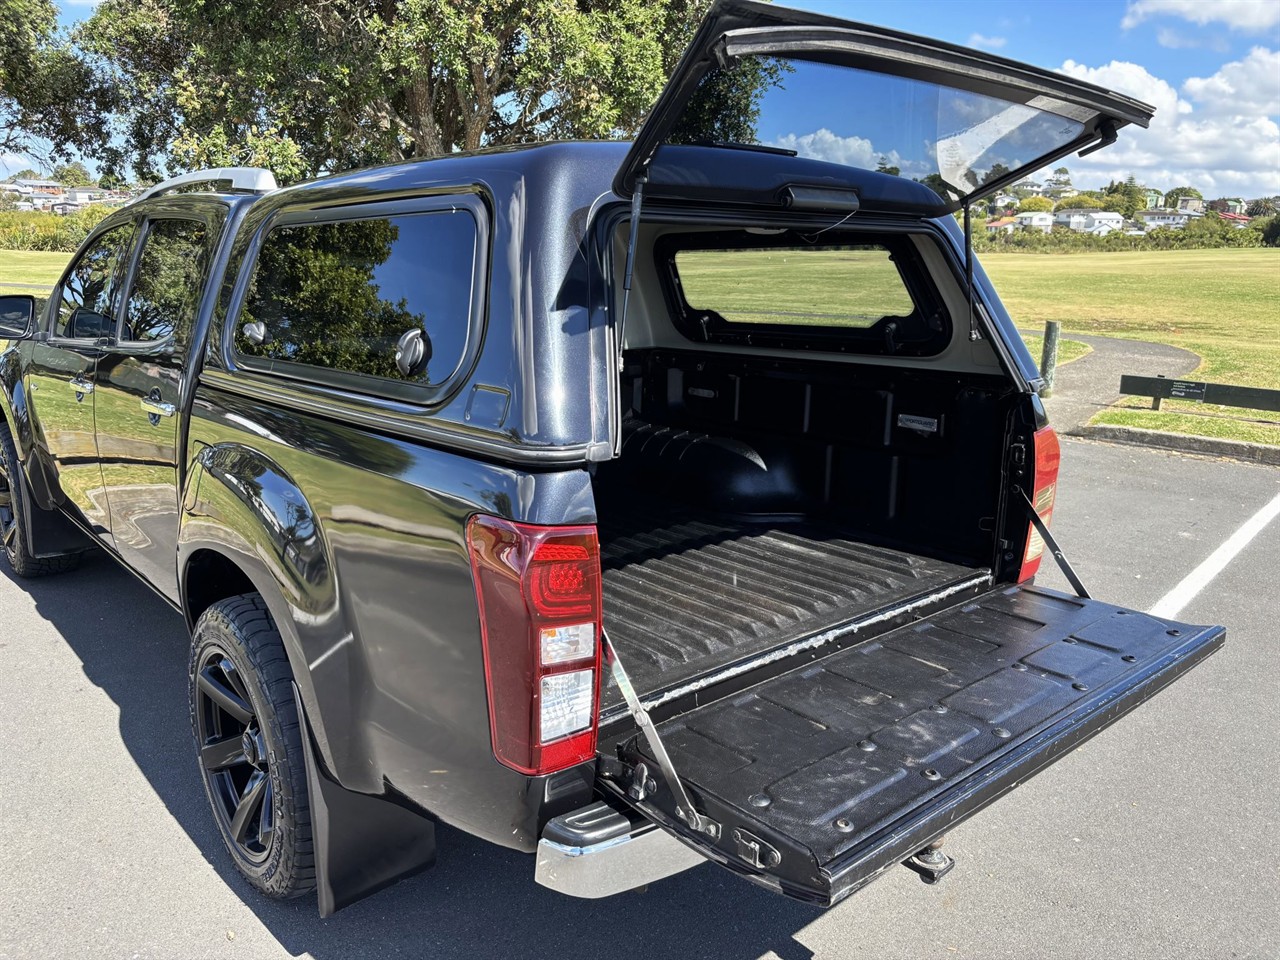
xmin=601 ymin=626 xmax=721 ymax=841
xmin=1019 ymin=487 xmax=1092 ymax=599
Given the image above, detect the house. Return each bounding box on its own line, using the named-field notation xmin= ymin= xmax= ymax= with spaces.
xmin=13 ymin=178 xmax=63 ymax=197
xmin=1175 ymin=196 xmax=1205 ymax=214
xmin=1014 ymin=211 xmax=1053 ymax=233
xmin=1142 ymin=188 xmax=1163 ymax=210
xmin=66 ymin=187 xmax=100 ymax=204
xmin=1218 ymin=211 xmax=1252 ymax=229
xmin=991 ymin=192 xmax=1019 ymax=209
xmin=985 ymin=217 xmax=1018 ymax=235
xmin=1207 ymin=198 xmax=1247 ymax=215
xmin=1012 ymin=179 xmax=1044 ymax=196
xmin=1053 ymin=209 xmax=1124 ymax=233
xmin=1138 ymin=208 xmax=1190 ymax=231
xmin=1083 ymin=211 xmax=1125 ymax=235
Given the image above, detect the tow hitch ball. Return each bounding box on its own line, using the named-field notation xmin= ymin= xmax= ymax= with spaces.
xmin=904 ymin=837 xmax=955 ymax=884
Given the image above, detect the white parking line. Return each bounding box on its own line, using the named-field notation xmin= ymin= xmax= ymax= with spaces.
xmin=1149 ymin=489 xmax=1280 ymax=620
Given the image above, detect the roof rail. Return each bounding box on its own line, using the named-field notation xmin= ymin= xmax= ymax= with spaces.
xmin=134 ymin=166 xmax=278 ymax=203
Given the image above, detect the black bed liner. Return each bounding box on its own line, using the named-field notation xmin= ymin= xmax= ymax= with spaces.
xmin=598 ymin=507 xmax=987 ymax=709
xmin=611 ymin=585 xmax=1223 ymax=904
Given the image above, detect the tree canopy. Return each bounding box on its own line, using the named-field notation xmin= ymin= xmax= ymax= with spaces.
xmin=52 ymin=161 xmax=94 ymax=186
xmin=1164 ymin=186 xmax=1203 ymax=207
xmin=35 ymin=0 xmax=710 ymax=183
xmin=1 ymin=0 xmax=114 ymax=166
xmin=1017 ymin=196 xmax=1054 ymax=213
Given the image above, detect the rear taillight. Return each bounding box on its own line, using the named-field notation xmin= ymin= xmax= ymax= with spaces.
xmin=1018 ymin=425 xmax=1061 ymax=582
xmin=466 ymin=516 xmax=602 ymax=775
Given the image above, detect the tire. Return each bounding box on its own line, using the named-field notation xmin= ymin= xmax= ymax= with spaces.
xmin=0 ymin=427 xmax=81 ymax=578
xmin=190 ymin=594 xmax=315 ymax=899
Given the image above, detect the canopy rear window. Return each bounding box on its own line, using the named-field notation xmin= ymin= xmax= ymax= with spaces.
xmin=670 ymin=57 xmax=1090 ymax=204
xmin=658 ymin=231 xmax=948 ymax=356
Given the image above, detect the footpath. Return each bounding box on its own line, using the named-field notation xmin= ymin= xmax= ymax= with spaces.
xmin=1025 ymin=330 xmax=1279 ymax=467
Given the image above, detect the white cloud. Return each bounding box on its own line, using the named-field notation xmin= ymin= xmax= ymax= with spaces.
xmin=1183 ymin=46 xmax=1280 ymax=116
xmin=1122 ymin=0 xmax=1280 ymax=32
xmin=772 ymin=129 xmax=881 ymax=169
xmin=968 ymin=33 xmax=1007 ymax=50
xmin=1156 ymin=27 xmax=1229 ymax=52
xmin=1057 ymin=56 xmax=1280 ymax=197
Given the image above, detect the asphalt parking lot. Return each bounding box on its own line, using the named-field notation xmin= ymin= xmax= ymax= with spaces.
xmin=2 ymin=437 xmax=1277 ymax=960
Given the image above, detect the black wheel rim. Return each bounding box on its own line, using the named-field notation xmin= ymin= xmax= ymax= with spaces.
xmin=195 ymin=651 xmax=274 ymax=864
xmin=0 ymin=449 xmax=18 ymax=559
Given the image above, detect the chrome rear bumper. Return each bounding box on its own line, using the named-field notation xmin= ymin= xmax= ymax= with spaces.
xmin=535 ymin=801 xmax=705 ymax=898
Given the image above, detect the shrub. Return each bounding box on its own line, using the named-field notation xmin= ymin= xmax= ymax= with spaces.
xmin=0 ymin=206 xmax=116 ymax=252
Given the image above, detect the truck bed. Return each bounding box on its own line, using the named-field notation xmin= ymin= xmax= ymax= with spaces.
xmin=598 ymin=505 xmax=988 ymax=709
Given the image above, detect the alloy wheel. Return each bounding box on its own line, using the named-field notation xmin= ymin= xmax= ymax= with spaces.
xmin=194 ymin=651 xmax=275 ymax=863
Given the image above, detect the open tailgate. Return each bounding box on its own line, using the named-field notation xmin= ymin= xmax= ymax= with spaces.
xmin=602 ymin=584 xmax=1223 ymax=904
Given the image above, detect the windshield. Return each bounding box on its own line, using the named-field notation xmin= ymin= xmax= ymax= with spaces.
xmin=669 ymin=57 xmax=1089 ymax=202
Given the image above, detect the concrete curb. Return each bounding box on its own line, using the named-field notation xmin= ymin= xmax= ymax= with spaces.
xmin=1073 ymin=423 xmax=1280 ymax=467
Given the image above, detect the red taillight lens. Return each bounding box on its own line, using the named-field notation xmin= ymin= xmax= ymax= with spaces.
xmin=1018 ymin=425 xmax=1061 ymax=582
xmin=467 ymin=516 xmax=602 ymax=776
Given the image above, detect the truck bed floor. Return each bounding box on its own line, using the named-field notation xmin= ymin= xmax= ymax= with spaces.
xmin=599 ymin=507 xmax=986 ymax=708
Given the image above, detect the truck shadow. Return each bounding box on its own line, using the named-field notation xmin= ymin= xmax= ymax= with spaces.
xmin=7 ymin=551 xmax=820 ymax=960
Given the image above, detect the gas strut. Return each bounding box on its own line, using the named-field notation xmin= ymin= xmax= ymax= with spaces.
xmin=602 ymin=626 xmax=721 ymax=840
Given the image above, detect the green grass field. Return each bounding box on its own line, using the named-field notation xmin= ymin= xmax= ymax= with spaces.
xmin=4 ymin=246 xmax=1277 ymax=444
xmin=0 ymin=250 xmax=71 ymax=293
xmin=982 ymin=248 xmax=1280 ymax=445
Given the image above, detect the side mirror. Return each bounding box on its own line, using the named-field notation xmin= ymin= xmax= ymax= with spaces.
xmin=0 ymin=295 xmax=37 ymax=340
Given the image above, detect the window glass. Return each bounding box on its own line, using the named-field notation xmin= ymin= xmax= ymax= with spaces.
xmin=124 ymin=218 xmax=210 ymax=343
xmin=236 ymin=209 xmax=477 ymax=387
xmin=675 ymin=245 xmax=915 ymax=328
xmin=667 ymin=57 xmax=1088 ymax=202
xmin=54 ymin=224 xmax=133 ymax=339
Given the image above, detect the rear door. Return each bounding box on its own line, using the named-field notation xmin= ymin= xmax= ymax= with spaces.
xmin=615 ymin=0 xmax=1155 ymax=210
xmin=26 ymin=222 xmax=136 ymax=538
xmin=94 ymin=209 xmax=219 ymax=601
xmin=603 ymin=584 xmax=1223 ymax=904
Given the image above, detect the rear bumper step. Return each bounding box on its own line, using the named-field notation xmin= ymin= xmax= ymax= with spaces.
xmin=535 ymin=801 xmax=705 ymax=898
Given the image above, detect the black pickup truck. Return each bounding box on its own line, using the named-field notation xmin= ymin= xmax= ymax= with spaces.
xmin=0 ymin=0 xmax=1223 ymax=918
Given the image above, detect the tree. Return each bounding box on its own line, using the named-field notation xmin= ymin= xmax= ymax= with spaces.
xmin=97 ymin=169 xmax=127 ymax=190
xmin=1164 ymin=186 xmax=1203 ymax=208
xmin=3 ymin=167 xmax=42 ymax=182
xmin=52 ymin=161 xmax=95 ymax=186
xmin=1 ymin=0 xmax=114 ymax=165
xmin=980 ymin=162 xmax=1011 ymax=186
xmin=1262 ymin=217 xmax=1280 ymax=248
xmin=875 ymin=155 xmax=900 ymax=177
xmin=1058 ymin=193 xmax=1104 ymax=210
xmin=47 ymin=0 xmax=710 ymax=183
xmin=1017 ymin=196 xmax=1054 ymax=213
xmin=1246 ymin=197 xmax=1277 ymax=218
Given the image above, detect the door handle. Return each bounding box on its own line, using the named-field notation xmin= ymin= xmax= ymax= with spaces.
xmin=140 ymin=397 xmax=176 ymax=418
xmin=68 ymin=377 xmax=94 ymax=395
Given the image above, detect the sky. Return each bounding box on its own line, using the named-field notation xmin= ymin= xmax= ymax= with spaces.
xmin=5 ymin=0 xmax=1279 ymax=200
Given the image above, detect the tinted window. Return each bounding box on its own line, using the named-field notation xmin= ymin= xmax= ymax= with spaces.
xmin=675 ymin=245 xmax=915 ymax=328
xmin=236 ymin=210 xmax=477 ymax=387
xmin=123 ymin=218 xmax=210 ymax=344
xmin=54 ymin=224 xmax=133 ymax=339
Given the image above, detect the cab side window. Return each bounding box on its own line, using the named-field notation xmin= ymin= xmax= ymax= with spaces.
xmin=123 ymin=218 xmax=210 ymax=345
xmin=53 ymin=224 xmax=133 ymax=340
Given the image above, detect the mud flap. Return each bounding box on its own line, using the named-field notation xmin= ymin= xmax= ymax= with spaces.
xmin=291 ymin=684 xmax=437 ymax=916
